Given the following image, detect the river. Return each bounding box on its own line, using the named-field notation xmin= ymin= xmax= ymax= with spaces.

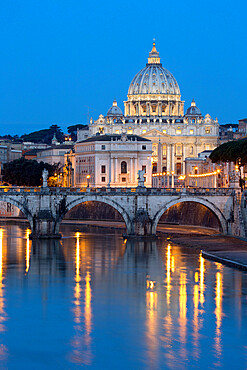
xmin=0 ymin=221 xmax=246 ymax=369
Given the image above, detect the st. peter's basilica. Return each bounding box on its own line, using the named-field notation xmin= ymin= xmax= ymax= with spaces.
xmin=77 ymin=41 xmax=219 ymax=177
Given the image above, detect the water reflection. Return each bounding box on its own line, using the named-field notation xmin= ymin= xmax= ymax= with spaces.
xmin=71 ymin=232 xmax=92 ymax=365
xmin=0 ymin=222 xmax=245 ymax=368
xmin=214 ymin=264 xmax=223 ymax=362
xmin=25 ymin=229 xmax=31 ymax=273
xmin=0 ymin=229 xmax=7 ymax=363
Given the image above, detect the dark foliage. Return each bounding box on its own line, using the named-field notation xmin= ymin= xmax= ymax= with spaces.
xmin=21 ymin=125 xmax=64 ymax=144
xmin=210 ymin=138 xmax=247 ymax=165
xmin=0 ymin=134 xmax=22 ymax=142
xmin=3 ymin=158 xmax=57 ymax=186
xmin=67 ymin=124 xmax=87 ymax=141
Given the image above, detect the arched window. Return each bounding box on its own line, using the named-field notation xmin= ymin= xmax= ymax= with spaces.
xmin=121 ymin=161 xmax=127 ymax=174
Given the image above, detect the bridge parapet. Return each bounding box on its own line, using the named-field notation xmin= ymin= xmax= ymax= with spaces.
xmin=0 ymin=186 xmax=242 ymax=239
xmin=0 ymin=186 xmax=235 ymax=196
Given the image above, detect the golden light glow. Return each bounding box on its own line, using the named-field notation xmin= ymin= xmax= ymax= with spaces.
xmin=193 ymin=282 xmax=199 ymax=358
xmin=25 ymin=229 xmax=31 ymax=273
xmin=166 ymin=243 xmax=171 ymax=305
xmin=189 ymin=170 xmax=220 ymax=178
xmin=146 ymin=289 xmax=158 ymax=367
xmin=178 ymin=175 xmax=186 ymax=180
xmin=199 ymin=254 xmax=205 ymax=305
xmin=179 ymin=272 xmax=187 ymax=358
xmin=194 ymin=272 xmax=199 ymax=283
xmin=147 ymin=280 xmax=156 ymax=290
xmin=0 ymin=227 xmax=7 ymax=349
xmin=71 ymin=234 xmax=92 ymax=365
xmin=171 ymin=256 xmax=175 ymax=273
xmin=85 ymin=271 xmax=92 ymax=338
xmin=86 ymin=175 xmax=90 ymax=179
xmin=215 ymin=269 xmax=223 ymax=358
xmin=0 ymin=229 xmax=3 ymax=283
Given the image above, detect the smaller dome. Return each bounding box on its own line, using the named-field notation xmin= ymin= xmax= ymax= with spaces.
xmin=185 ymin=99 xmax=202 ymax=116
xmin=107 ymin=100 xmax=123 ymax=117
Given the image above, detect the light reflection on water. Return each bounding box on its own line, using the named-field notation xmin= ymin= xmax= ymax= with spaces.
xmin=0 ymin=222 xmax=246 ymax=368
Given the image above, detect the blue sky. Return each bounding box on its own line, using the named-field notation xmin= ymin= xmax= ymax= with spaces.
xmin=0 ymin=0 xmax=246 ymax=135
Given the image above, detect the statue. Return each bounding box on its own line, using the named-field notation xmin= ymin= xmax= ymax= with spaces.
xmin=42 ymin=169 xmax=48 ymax=187
xmin=137 ymin=170 xmax=145 ymax=188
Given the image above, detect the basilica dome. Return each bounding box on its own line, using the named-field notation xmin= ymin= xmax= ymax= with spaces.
xmin=107 ymin=99 xmax=123 ymax=117
xmin=128 ymin=42 xmax=180 ymax=96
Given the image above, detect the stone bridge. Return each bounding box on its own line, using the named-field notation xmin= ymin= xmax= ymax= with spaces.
xmin=0 ymin=187 xmax=245 ymax=239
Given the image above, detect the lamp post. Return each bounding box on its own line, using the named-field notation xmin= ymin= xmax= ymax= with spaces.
xmin=86 ymin=174 xmax=90 ymax=188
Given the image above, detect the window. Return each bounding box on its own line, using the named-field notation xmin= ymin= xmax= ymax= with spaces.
xmin=189 ymin=146 xmax=194 ymax=154
xmin=142 ymin=130 xmax=146 ymax=134
xmin=121 ymin=161 xmax=127 ymax=174
xmin=192 ymin=119 xmax=195 ymax=123
xmin=205 ymin=127 xmax=211 ymax=134
xmin=142 ymin=165 xmax=146 ymax=173
xmin=163 ymin=129 xmax=167 ymax=134
xmin=176 ymin=144 xmax=182 ymax=155
xmin=127 ymin=129 xmax=133 ymax=134
xmin=101 ymin=145 xmax=106 ymax=150
xmin=101 ymin=177 xmax=106 ymax=182
xmin=152 ymin=163 xmax=157 ymax=173
xmin=163 ymin=145 xmax=167 ymax=156
xmin=142 ymin=145 xmax=146 ymax=150
xmin=176 ymin=163 xmax=182 ymax=175
xmin=176 ymin=129 xmax=182 ymax=134
xmin=190 ymin=129 xmax=194 ymax=135
xmin=122 ymin=177 xmax=126 ymax=182
xmin=152 ymin=144 xmax=158 ymax=155
xmin=115 ymin=130 xmax=120 ymax=134
xmin=101 ymin=165 xmax=106 ymax=174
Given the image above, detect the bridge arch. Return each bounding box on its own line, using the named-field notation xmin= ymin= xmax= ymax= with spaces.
xmin=152 ymin=197 xmax=228 ymax=235
xmin=0 ymin=195 xmax=33 ymax=228
xmin=55 ymin=195 xmax=133 ymax=234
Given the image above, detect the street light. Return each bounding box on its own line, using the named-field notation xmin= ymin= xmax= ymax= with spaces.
xmin=86 ymin=174 xmax=90 ymax=188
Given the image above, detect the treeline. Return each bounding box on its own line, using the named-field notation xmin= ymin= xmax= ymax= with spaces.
xmin=3 ymin=158 xmax=58 ymax=186
xmin=0 ymin=123 xmax=88 ymax=144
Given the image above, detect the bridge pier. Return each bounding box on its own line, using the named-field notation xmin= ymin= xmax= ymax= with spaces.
xmin=30 ymin=211 xmax=61 ymax=239
xmin=127 ymin=209 xmax=156 ymax=239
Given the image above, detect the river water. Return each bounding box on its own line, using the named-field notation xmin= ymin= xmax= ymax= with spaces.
xmin=0 ymin=221 xmax=246 ymax=369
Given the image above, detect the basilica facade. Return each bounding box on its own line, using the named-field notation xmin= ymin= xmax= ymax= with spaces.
xmin=79 ymin=42 xmax=219 ymax=177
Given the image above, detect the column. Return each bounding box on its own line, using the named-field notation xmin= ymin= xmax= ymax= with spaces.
xmin=114 ymin=158 xmax=117 ymax=184
xmin=171 ymin=144 xmax=175 ymax=173
xmin=182 ymin=145 xmax=186 ymax=175
xmin=134 ymin=158 xmax=137 ymax=185
xmin=130 ymin=158 xmax=133 ymax=184
xmin=158 ymin=142 xmax=162 ymax=173
xmin=167 ymin=144 xmax=171 ymax=173
xmin=112 ymin=157 xmax=115 ymax=185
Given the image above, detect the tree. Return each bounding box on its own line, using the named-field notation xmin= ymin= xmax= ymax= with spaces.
xmin=210 ymin=138 xmax=247 ymax=165
xmin=3 ymin=158 xmax=58 ymax=186
xmin=21 ymin=125 xmax=64 ymax=144
xmin=67 ymin=124 xmax=88 ymax=141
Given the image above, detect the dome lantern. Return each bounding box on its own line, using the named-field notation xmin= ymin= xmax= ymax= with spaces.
xmin=148 ymin=40 xmax=161 ymax=65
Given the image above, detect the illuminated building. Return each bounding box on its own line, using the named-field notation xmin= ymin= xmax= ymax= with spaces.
xmin=71 ymin=133 xmax=152 ymax=187
xmin=79 ymin=41 xmax=219 ymax=182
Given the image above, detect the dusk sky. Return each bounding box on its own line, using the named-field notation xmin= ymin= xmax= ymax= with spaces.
xmin=0 ymin=0 xmax=246 ymax=135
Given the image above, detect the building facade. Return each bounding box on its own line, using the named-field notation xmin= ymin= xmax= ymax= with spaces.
xmin=80 ymin=42 xmax=219 ymax=179
xmin=70 ymin=134 xmax=152 ymax=187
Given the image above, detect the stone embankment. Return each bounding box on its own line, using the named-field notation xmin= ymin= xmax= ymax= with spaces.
xmin=168 ymin=233 xmax=247 ymax=271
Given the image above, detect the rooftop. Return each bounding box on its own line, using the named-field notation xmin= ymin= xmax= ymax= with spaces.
xmin=77 ymin=134 xmax=151 ymax=143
